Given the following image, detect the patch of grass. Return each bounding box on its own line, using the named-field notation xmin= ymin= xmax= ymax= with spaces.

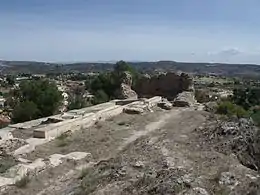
xmin=56 ymin=133 xmax=69 ymax=140
xmin=56 ymin=133 xmax=70 ymax=147
xmin=79 ymin=168 xmax=100 ymax=194
xmin=56 ymin=140 xmax=69 ymax=147
xmin=15 ymin=175 xmax=30 ymax=188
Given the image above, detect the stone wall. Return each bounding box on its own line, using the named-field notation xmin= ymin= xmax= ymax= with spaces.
xmin=134 ymin=72 xmax=193 ymax=100
xmin=32 ymin=97 xmax=161 ymax=139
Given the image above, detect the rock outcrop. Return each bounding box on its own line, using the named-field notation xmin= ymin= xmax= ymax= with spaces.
xmin=123 ymin=107 xmax=144 ymax=114
xmin=198 ymin=118 xmax=260 ymax=171
xmin=115 ymin=71 xmax=138 ymax=99
xmin=157 ymin=99 xmax=173 ymax=110
xmin=134 ymin=72 xmax=192 ymax=100
xmin=0 ymin=138 xmax=27 ymax=154
xmin=172 ymin=91 xmax=197 ymax=107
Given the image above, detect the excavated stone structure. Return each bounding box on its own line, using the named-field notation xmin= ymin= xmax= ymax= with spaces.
xmin=115 ymin=71 xmax=138 ymax=100
xmin=134 ymin=72 xmax=193 ymax=100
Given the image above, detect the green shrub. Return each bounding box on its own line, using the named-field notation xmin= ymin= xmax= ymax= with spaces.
xmin=56 ymin=133 xmax=70 ymax=147
xmin=217 ymin=101 xmax=248 ymax=118
xmin=0 ymin=155 xmax=17 ymax=174
xmin=251 ymin=110 xmax=260 ymax=126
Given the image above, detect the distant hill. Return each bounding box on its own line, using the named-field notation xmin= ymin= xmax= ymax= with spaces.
xmin=0 ymin=60 xmax=260 ymax=78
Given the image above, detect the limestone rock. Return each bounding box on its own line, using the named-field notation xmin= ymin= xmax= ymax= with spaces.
xmin=133 ymin=161 xmax=144 ymax=168
xmin=7 ymin=158 xmax=46 ymax=180
xmin=157 ymin=101 xmax=173 ymax=110
xmin=173 ymin=92 xmax=196 ymax=107
xmin=115 ymin=71 xmax=138 ymax=99
xmin=123 ymin=107 xmax=144 ymax=114
xmin=121 ymin=71 xmax=133 ymax=86
xmin=135 ymin=72 xmax=193 ymax=99
xmin=0 ymin=131 xmax=13 ymax=140
xmin=117 ymin=83 xmax=138 ymax=99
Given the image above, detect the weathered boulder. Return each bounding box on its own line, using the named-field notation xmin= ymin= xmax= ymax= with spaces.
xmin=116 ymin=83 xmax=138 ymax=99
xmin=115 ymin=71 xmax=138 ymax=99
xmin=123 ymin=107 xmax=144 ymax=114
xmin=0 ymin=131 xmax=13 ymax=140
xmin=157 ymin=100 xmax=172 ymax=110
xmin=172 ymin=92 xmax=196 ymax=107
xmin=121 ymin=71 xmax=132 ymax=86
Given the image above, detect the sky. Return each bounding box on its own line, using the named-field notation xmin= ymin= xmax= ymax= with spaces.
xmin=1 ymin=0 xmax=260 ymax=63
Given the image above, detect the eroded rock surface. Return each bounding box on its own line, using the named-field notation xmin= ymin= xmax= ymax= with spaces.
xmin=115 ymin=71 xmax=138 ymax=99
xmin=135 ymin=72 xmax=192 ymax=99
xmin=173 ymin=91 xmax=197 ymax=107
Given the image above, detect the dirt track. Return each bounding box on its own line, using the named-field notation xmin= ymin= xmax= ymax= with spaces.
xmin=2 ymin=107 xmax=259 ymax=195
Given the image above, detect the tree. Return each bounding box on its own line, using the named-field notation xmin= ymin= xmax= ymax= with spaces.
xmin=68 ymin=95 xmax=89 ymax=110
xmin=87 ymin=61 xmax=139 ymax=103
xmin=67 ymin=86 xmax=90 ymax=110
xmin=92 ymin=90 xmax=109 ymax=105
xmin=113 ymin=61 xmax=139 ymax=87
xmin=233 ymin=88 xmax=260 ymax=110
xmin=6 ymin=75 xmax=15 ymax=86
xmin=12 ymin=101 xmax=39 ymax=123
xmin=11 ymin=80 xmax=62 ymax=122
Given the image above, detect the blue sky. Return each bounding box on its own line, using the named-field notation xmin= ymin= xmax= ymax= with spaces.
xmin=1 ymin=0 xmax=260 ymax=63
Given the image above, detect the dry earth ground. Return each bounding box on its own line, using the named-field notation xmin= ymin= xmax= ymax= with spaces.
xmin=1 ymin=107 xmax=259 ymax=195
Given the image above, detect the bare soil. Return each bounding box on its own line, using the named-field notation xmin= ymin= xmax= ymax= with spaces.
xmin=1 ymin=107 xmax=259 ymax=195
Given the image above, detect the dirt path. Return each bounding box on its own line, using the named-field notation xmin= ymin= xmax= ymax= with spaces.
xmin=118 ymin=109 xmax=181 ymax=151
xmin=1 ymin=107 xmax=259 ymax=195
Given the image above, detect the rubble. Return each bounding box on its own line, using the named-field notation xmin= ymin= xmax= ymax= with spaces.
xmin=198 ymin=117 xmax=260 ymax=171
xmin=0 ymin=138 xmax=27 ymax=154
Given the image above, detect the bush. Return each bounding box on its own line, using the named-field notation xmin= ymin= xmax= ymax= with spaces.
xmin=68 ymin=95 xmax=91 ymax=110
xmin=251 ymin=110 xmax=260 ymax=126
xmin=233 ymin=87 xmax=260 ymax=110
xmin=217 ymin=101 xmax=248 ymax=118
xmin=195 ymin=89 xmax=210 ymax=103
xmin=10 ymin=80 xmax=62 ymax=123
xmin=92 ymin=90 xmax=109 ymax=105
xmin=12 ymin=101 xmax=39 ymax=123
xmin=87 ymin=60 xmax=139 ymax=103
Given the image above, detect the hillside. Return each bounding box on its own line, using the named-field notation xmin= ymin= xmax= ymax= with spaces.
xmin=1 ymin=60 xmax=260 ymax=78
